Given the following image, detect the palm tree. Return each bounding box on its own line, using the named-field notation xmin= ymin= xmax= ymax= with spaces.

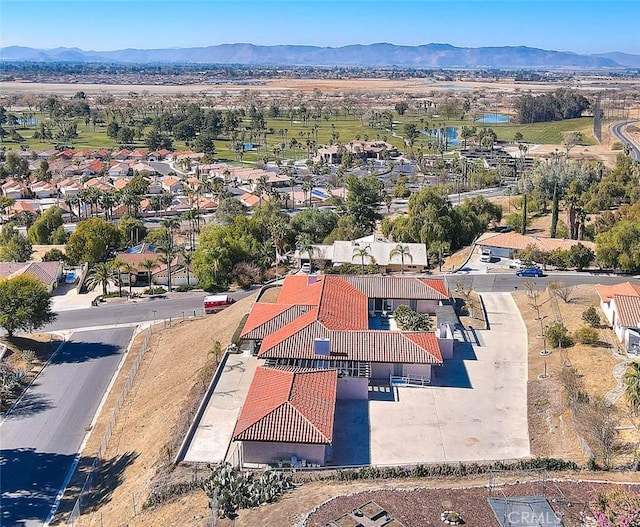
xmin=158 ymin=242 xmax=179 ymax=292
xmin=110 ymin=258 xmax=127 ymax=297
xmin=389 ymin=244 xmax=413 ymax=274
xmin=296 ymin=233 xmax=317 ymax=269
xmin=624 ymin=362 xmax=640 ymax=416
xmin=352 ymin=245 xmax=373 ymax=273
xmin=161 ymin=217 xmax=180 ymax=249
xmin=139 ymin=258 xmax=156 ymax=287
xmin=181 ymin=249 xmax=193 ymax=287
xmin=430 ymin=240 xmax=451 ymax=272
xmin=86 ymin=262 xmax=112 ymax=296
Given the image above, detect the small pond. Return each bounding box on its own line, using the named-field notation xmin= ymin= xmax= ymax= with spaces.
xmin=474 ymin=113 xmax=509 ymax=124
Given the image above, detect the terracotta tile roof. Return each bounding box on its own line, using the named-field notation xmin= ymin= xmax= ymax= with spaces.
xmin=277 ymin=275 xmax=324 ymax=305
xmin=613 ymin=295 xmax=640 ymax=328
xmin=341 ymin=275 xmax=448 ymax=300
xmin=233 ymin=367 xmax=337 ymax=444
xmin=241 ymin=303 xmax=311 ymax=337
xmin=259 ymin=326 xmax=442 ymax=364
xmin=261 ymin=309 xmax=320 ymax=351
xmin=318 ymin=276 xmax=369 ymax=330
xmin=114 ymin=253 xmax=160 ymax=269
xmin=595 ymin=282 xmax=640 ymax=303
xmin=418 ymin=278 xmax=450 ymax=297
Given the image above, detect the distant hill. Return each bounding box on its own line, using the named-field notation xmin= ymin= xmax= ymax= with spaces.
xmin=592 ymin=51 xmax=640 ymax=68
xmin=0 ymin=43 xmax=635 ymax=68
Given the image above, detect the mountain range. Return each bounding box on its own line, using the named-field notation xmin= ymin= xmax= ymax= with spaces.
xmin=2 ymin=43 xmax=640 ymax=68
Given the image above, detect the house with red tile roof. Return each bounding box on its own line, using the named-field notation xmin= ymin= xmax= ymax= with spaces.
xmin=2 ymin=180 xmax=29 ymax=199
xmin=232 ymin=367 xmax=337 ymax=466
xmin=595 ymin=282 xmax=640 ymax=352
xmin=241 ymin=275 xmax=449 ymax=381
xmin=113 ymin=149 xmax=131 ymax=161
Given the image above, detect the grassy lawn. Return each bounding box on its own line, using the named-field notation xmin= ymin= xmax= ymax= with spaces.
xmin=2 ymin=110 xmax=595 ymax=161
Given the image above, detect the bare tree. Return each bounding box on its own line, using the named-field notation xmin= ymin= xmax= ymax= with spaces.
xmin=548 ymin=280 xmax=574 ymax=303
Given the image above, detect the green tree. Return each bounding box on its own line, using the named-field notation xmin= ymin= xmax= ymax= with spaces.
xmin=581 ymin=306 xmax=601 ymax=328
xmin=27 ymin=206 xmax=64 ymax=244
xmin=345 ymin=174 xmax=383 ymax=233
xmin=352 ymin=245 xmax=373 ymax=273
xmin=0 ymin=275 xmax=56 ymax=337
xmin=65 ymin=218 xmax=121 ymax=265
xmin=0 ymin=224 xmax=32 ymax=262
xmin=389 ymin=243 xmax=413 ymax=274
xmin=43 ymin=248 xmax=66 ymax=262
xmin=85 ymin=262 xmax=113 ymax=296
xmin=623 ymin=362 xmax=640 ymax=416
xmin=139 ymin=258 xmax=156 ymax=286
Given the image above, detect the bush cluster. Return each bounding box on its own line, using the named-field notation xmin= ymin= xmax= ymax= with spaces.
xmin=334 ymin=458 xmax=579 ymax=481
xmin=393 ymin=305 xmax=433 ymax=331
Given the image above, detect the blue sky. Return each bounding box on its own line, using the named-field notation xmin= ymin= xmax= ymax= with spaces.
xmin=1 ymin=0 xmax=638 ymax=54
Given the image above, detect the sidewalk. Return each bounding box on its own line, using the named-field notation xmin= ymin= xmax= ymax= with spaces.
xmin=50 ymin=281 xmax=101 ymax=312
xmin=182 ymin=353 xmax=259 ymax=463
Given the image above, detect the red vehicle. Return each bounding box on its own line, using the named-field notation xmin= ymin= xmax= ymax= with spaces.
xmin=203 ymin=295 xmax=235 ymax=314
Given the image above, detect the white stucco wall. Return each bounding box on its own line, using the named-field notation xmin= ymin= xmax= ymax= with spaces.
xmin=600 ymin=300 xmax=615 ymax=326
xmin=240 ymin=441 xmax=326 ymax=466
xmin=337 ymin=377 xmax=368 ymax=400
xmin=371 ymin=362 xmax=393 ymax=380
xmin=402 ymin=363 xmax=432 ymax=381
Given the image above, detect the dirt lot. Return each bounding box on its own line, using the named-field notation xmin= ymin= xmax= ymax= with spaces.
xmin=513 ymin=283 xmax=631 ymax=464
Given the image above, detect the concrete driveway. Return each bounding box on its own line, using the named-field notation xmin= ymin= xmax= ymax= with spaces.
xmin=331 ymin=293 xmax=530 ymax=465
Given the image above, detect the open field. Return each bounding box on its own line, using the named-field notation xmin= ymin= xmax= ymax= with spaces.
xmin=4 ymin=77 xmax=640 ymax=97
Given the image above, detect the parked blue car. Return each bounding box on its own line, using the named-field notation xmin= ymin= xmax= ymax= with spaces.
xmin=516 ymin=267 xmax=543 ymax=277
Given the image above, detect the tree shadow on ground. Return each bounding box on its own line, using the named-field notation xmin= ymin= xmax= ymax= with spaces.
xmin=83 ymin=452 xmax=139 ymax=513
xmin=49 ymin=339 xmax=121 ymax=364
xmin=0 ymin=448 xmax=94 ymax=526
xmin=4 ymin=390 xmax=54 ymax=420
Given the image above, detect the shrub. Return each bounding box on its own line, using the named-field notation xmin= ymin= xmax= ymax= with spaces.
xmin=582 ymin=306 xmax=601 ymax=327
xmin=393 ymin=305 xmax=432 ymax=331
xmin=546 ymin=322 xmax=573 ymax=348
xmin=200 ymin=463 xmax=293 ymax=518
xmin=574 ymin=326 xmax=599 ymax=345
xmin=102 ymin=291 xmax=128 ymax=298
xmin=175 ymin=284 xmax=195 ymax=292
xmin=143 ymin=286 xmax=167 ymax=295
xmin=611 ymin=141 xmax=624 ymax=151
xmin=20 ymin=349 xmax=37 ymax=369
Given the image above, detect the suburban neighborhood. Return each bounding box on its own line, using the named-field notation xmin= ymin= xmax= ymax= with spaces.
xmin=2 ymin=27 xmax=640 ymax=527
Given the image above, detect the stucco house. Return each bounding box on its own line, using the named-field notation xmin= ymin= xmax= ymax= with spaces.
xmin=240 ymin=275 xmax=450 ymax=382
xmin=298 ymin=235 xmax=428 ymax=274
xmin=232 ymin=367 xmax=337 ymax=467
xmin=0 ymin=261 xmax=63 ymax=293
xmin=595 ymin=282 xmax=640 ymax=353
xmin=477 ymin=231 xmax=596 ymax=259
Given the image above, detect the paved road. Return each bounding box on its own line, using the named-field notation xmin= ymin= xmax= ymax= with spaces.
xmin=0 ymin=327 xmax=134 ymax=527
xmin=445 ymin=271 xmax=633 ymax=294
xmin=41 ymin=274 xmax=632 ymax=332
xmin=611 ymin=120 xmax=640 ymax=161
xmin=44 ymin=288 xmax=255 ymax=332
